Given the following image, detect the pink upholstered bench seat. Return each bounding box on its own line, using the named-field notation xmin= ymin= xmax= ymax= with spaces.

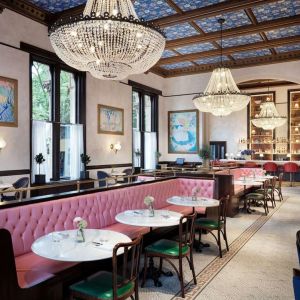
xmin=17 ymin=270 xmax=54 ymax=288
xmin=0 ymin=177 xmax=215 ymax=290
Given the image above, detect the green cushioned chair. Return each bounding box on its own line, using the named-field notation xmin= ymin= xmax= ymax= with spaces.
xmin=70 ymin=235 xmax=142 ymax=300
xmin=245 ymin=179 xmax=270 ymax=215
xmin=141 ymin=212 xmax=197 ymax=298
xmin=195 ymin=196 xmax=229 ymax=258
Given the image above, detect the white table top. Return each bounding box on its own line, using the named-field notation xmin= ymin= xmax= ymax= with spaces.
xmin=115 ymin=209 xmax=182 ymax=228
xmin=167 ymin=196 xmax=219 ymax=208
xmin=234 ymin=180 xmax=262 ymax=186
xmin=31 ymin=229 xmax=131 ymax=262
xmin=0 ymin=183 xmax=13 ymax=190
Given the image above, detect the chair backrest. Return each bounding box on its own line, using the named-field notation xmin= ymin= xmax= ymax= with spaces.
xmin=283 ymin=162 xmax=299 ymax=173
xmin=262 ymin=179 xmax=270 ymax=197
xmin=218 ymin=195 xmax=229 ymax=227
xmin=122 ymin=168 xmax=133 ymax=183
xmin=297 ymin=230 xmax=300 ymax=264
xmin=112 ymin=235 xmax=142 ymax=300
xmin=97 ymin=171 xmax=110 ymax=188
xmin=13 ymin=177 xmax=29 ymax=200
xmin=178 ymin=211 xmax=197 ymax=256
xmin=277 ymin=173 xmax=283 ymax=189
xmin=270 ymin=176 xmax=277 ymax=191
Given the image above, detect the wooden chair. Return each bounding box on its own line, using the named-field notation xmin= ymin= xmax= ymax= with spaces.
xmin=245 ymin=180 xmax=270 ymax=215
xmin=141 ymin=212 xmax=197 ymax=298
xmin=195 ymin=196 xmax=229 ymax=258
xmin=274 ymin=173 xmax=283 ymax=202
xmin=70 ymin=235 xmax=143 ymax=300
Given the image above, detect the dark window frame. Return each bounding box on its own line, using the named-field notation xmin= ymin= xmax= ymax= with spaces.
xmin=30 ymin=54 xmax=86 ymax=182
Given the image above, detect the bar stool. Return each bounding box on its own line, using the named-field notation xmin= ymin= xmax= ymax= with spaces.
xmin=263 ymin=162 xmax=278 ymax=176
xmin=283 ymin=162 xmax=299 ymax=187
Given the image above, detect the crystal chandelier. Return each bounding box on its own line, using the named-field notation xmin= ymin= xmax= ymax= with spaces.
xmin=49 ymin=0 xmax=166 ymax=80
xmin=251 ymin=101 xmax=286 ymax=130
xmin=193 ymin=19 xmax=250 ymax=116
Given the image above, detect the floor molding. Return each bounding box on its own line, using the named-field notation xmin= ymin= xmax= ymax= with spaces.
xmin=172 ymin=198 xmax=286 ymax=300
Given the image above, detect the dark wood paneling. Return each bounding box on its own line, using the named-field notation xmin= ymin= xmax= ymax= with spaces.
xmin=86 ymin=163 xmax=132 ymax=170
xmin=0 ymin=169 xmax=30 ymax=176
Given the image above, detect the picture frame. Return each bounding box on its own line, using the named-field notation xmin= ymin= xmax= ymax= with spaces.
xmin=168 ymin=109 xmax=199 ymax=154
xmin=97 ymin=104 xmax=124 ymax=135
xmin=0 ymin=76 xmax=18 ymax=127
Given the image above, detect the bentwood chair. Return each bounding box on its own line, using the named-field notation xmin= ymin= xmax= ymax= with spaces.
xmin=195 ymin=196 xmax=229 ymax=258
xmin=245 ymin=180 xmax=270 ymax=215
xmin=122 ymin=168 xmax=133 ymax=183
xmin=97 ymin=171 xmax=115 ymax=188
xmin=274 ymin=173 xmax=284 ymax=202
xmin=255 ymin=177 xmax=276 ymax=208
xmin=0 ymin=177 xmax=29 ymax=201
xmin=294 ymin=268 xmax=300 ymax=300
xmin=141 ymin=212 xmax=197 ymax=298
xmin=70 ymin=235 xmax=143 ymax=300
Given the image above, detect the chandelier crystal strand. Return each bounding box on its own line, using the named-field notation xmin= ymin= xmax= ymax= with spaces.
xmin=251 ymin=102 xmax=287 ymax=130
xmin=49 ymin=0 xmax=166 ymax=80
xmin=193 ymin=18 xmax=250 ymax=116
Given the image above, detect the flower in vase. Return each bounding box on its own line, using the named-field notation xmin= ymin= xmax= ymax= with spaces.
xmin=192 ymin=187 xmax=201 ymax=197
xmin=73 ymin=217 xmax=88 ymax=230
xmin=144 ymin=196 xmax=154 ymax=207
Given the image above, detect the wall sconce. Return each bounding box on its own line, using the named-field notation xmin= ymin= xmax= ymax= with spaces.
xmin=110 ymin=142 xmax=121 ymax=154
xmin=0 ymin=137 xmax=6 ymax=152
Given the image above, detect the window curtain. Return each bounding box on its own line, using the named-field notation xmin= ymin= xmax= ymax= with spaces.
xmin=144 ymin=132 xmax=157 ymax=170
xmin=133 ymin=130 xmax=141 ymax=167
xmin=32 ymin=120 xmax=53 ymax=182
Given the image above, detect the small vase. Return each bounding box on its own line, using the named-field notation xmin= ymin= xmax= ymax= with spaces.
xmin=148 ymin=204 xmax=155 ymax=217
xmin=76 ymin=228 xmax=85 ymax=243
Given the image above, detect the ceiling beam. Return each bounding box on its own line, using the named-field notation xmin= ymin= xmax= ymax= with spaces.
xmin=160 ymin=50 xmax=300 ymax=77
xmin=153 ymin=0 xmax=278 ymax=27
xmin=159 ymin=36 xmax=300 ymax=65
xmin=166 ymin=15 xmax=300 ymax=49
xmin=0 ymin=0 xmax=50 ymax=24
xmin=237 ymin=80 xmax=297 ymax=89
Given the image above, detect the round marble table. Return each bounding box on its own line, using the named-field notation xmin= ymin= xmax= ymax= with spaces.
xmin=234 ymin=180 xmax=263 ymax=187
xmin=115 ymin=209 xmax=182 ymax=228
xmin=166 ymin=196 xmax=219 ymax=209
xmin=31 ymin=229 xmax=131 ymax=262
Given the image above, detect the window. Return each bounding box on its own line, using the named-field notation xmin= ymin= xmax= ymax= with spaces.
xmin=132 ymin=89 xmax=158 ymax=169
xmin=31 ymin=58 xmax=85 ymax=182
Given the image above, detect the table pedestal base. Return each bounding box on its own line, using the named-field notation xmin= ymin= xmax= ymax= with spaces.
xmin=141 ymin=257 xmax=173 ymax=287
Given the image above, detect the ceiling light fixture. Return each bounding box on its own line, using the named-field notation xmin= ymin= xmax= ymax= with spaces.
xmin=193 ymin=18 xmax=250 ymax=116
xmin=49 ymin=0 xmax=166 ymax=80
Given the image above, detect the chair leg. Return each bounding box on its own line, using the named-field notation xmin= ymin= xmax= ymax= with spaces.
xmin=264 ymin=199 xmax=268 ymax=215
xmin=141 ymin=253 xmax=148 ymax=287
xmin=135 ymin=278 xmax=139 ymax=300
xmin=159 ymin=257 xmax=163 ymax=274
xmin=178 ymin=258 xmax=185 ymax=298
xmin=197 ymin=228 xmax=202 ymax=252
xmin=217 ymin=229 xmax=222 ymax=258
xmin=189 ymin=251 xmax=197 ymax=285
xmin=279 ymin=190 xmax=283 ymax=201
xmin=223 ymin=226 xmax=229 ymax=251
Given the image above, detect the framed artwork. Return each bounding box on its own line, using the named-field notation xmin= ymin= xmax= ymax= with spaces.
xmin=98 ymin=104 xmax=124 ymax=135
xmin=168 ymin=109 xmax=199 ymax=154
xmin=0 ymin=76 xmax=18 ymax=127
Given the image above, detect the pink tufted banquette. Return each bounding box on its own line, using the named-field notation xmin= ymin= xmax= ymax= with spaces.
xmin=0 ymin=177 xmax=214 ymax=289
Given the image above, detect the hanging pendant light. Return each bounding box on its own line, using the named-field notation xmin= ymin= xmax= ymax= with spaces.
xmin=193 ymin=18 xmax=250 ymax=116
xmin=251 ymin=84 xmax=286 ymax=130
xmin=49 ymin=0 xmax=166 ymax=80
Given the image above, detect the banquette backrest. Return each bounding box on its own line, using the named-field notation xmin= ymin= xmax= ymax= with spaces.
xmin=0 ymin=178 xmax=215 ymax=257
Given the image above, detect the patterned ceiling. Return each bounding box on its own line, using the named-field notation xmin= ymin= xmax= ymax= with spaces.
xmin=20 ymin=0 xmax=300 ymax=76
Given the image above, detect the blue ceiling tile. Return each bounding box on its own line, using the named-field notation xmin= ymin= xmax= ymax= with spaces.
xmin=218 ymin=34 xmax=263 ymax=48
xmin=27 ymin=0 xmax=86 ymax=13
xmin=232 ymin=49 xmax=272 ymax=60
xmin=252 ymin=0 xmax=300 ymax=23
xmin=161 ymin=61 xmax=194 ymax=70
xmin=134 ymin=0 xmax=176 ymax=21
xmin=194 ymin=55 xmax=230 ymax=65
xmin=275 ymin=43 xmax=300 ymax=53
xmin=195 ymin=11 xmax=251 ymax=33
xmin=164 ymin=23 xmax=200 ymax=40
xmin=161 ymin=49 xmax=177 ymax=58
xmin=175 ymin=42 xmax=216 ymax=55
xmin=172 ymin=0 xmax=225 ymax=12
xmin=265 ymin=25 xmax=300 ymax=39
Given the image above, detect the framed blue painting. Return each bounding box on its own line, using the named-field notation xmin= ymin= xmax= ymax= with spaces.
xmin=0 ymin=76 xmax=18 ymax=127
xmin=168 ymin=109 xmax=199 ymax=154
xmin=98 ymin=104 xmax=124 ymax=135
